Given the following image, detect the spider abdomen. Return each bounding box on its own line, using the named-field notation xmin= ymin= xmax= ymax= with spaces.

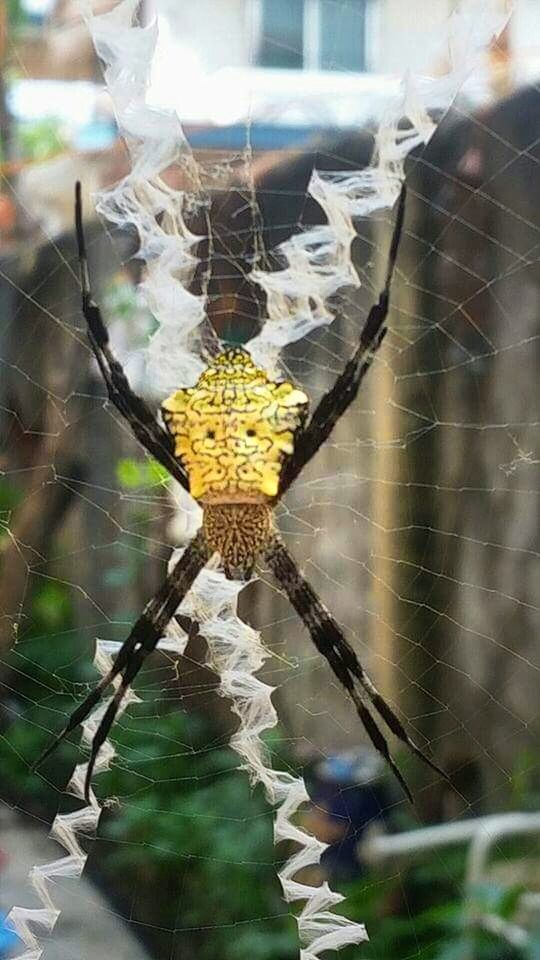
xmin=203 ymin=502 xmax=272 ymax=580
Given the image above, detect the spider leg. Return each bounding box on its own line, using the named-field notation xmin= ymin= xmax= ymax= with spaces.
xmin=264 ymin=534 xmax=449 ymax=802
xmin=352 ymin=697 xmax=414 ymax=803
xmin=278 ymin=184 xmax=406 ymax=497
xmin=35 ymin=530 xmax=209 ymax=801
xmin=75 ymin=181 xmax=190 ymax=491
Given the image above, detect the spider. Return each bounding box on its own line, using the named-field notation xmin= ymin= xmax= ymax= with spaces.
xmin=36 ymin=180 xmax=447 ymax=803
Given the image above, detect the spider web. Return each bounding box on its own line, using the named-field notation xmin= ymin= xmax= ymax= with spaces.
xmin=1 ymin=2 xmax=539 ymax=959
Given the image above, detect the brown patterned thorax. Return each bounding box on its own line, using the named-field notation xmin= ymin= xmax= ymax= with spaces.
xmin=202 ymin=502 xmax=273 ymax=581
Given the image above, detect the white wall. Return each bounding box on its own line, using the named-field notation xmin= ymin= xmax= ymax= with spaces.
xmin=156 ymin=0 xmax=252 ymax=72
xmin=371 ymin=0 xmax=454 ymax=73
xmin=154 ymin=0 xmax=539 ymax=77
xmin=151 ymin=0 xmax=539 ymax=115
xmin=512 ymin=0 xmax=540 ymax=84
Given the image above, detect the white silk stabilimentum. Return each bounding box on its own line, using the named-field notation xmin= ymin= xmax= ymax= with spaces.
xmin=178 ymin=561 xmax=369 ymax=955
xmin=7 ymin=1 xmax=508 ymax=957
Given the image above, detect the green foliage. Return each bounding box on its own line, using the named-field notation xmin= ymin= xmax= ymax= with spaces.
xmin=31 ymin=581 xmax=72 ymax=631
xmin=116 ymin=456 xmax=169 ymax=490
xmin=7 ymin=0 xmax=27 ymax=30
xmin=1 ymin=620 xmax=88 ymax=812
xmin=0 ymin=473 xmax=86 ymax=808
xmin=509 ymin=751 xmax=540 ymax=811
xmin=18 ymin=119 xmax=67 ymax=162
xmin=1 ymin=694 xmax=79 ymax=809
xmin=97 ymin=707 xmax=298 ymax=960
xmin=0 ymin=478 xmax=24 ymax=541
xmin=337 ymin=845 xmax=539 ymax=960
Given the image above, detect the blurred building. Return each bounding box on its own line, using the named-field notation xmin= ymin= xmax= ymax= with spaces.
xmin=152 ymin=0 xmax=539 ymax=128
xmin=9 ymin=0 xmax=540 ymax=143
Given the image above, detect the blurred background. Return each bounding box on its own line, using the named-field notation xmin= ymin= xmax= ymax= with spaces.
xmin=0 ymin=1 xmax=539 ymax=959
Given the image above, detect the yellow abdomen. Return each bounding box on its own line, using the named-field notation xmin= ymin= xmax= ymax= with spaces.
xmin=162 ymin=348 xmax=309 ymax=501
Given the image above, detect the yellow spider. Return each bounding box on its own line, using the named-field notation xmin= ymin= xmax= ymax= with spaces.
xmin=36 ymin=182 xmax=448 ymax=803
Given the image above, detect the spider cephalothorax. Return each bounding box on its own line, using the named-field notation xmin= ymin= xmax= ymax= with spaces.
xmin=161 ymin=348 xmax=309 ymax=501
xmin=36 ymin=182 xmax=450 ymax=804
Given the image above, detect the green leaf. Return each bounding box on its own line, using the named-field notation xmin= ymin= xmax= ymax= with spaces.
xmin=472 ymin=882 xmax=526 ymax=920
xmin=116 ymin=457 xmax=170 ymax=489
xmin=31 ymin=582 xmax=72 ymax=630
xmin=116 ymin=457 xmax=145 ymax=488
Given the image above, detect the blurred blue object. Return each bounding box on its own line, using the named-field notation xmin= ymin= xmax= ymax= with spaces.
xmin=308 ymin=749 xmax=389 ymax=881
xmin=0 ymin=914 xmax=19 ymax=956
xmin=185 ymin=122 xmax=350 ymax=150
xmin=20 ymin=0 xmax=56 ymax=25
xmin=74 ymin=119 xmax=118 ymax=152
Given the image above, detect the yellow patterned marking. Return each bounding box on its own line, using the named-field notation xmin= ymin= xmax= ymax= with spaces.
xmin=162 ymin=348 xmax=309 ymax=500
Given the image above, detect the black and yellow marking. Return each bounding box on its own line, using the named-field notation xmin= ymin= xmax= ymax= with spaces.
xmin=162 ymin=348 xmax=309 ymax=500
